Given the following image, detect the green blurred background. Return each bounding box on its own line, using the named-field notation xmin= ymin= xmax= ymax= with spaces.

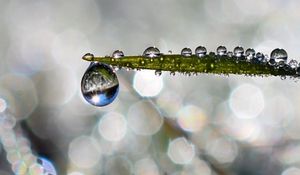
xmin=0 ymin=0 xmax=300 ymax=174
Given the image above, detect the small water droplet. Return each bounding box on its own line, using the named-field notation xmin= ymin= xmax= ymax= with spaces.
xmin=288 ymin=60 xmax=298 ymax=69
xmin=168 ymin=50 xmax=173 ymax=54
xmin=227 ymin=51 xmax=233 ymax=57
xmin=245 ymin=48 xmax=255 ymax=59
xmin=112 ymin=50 xmax=124 ymax=58
xmin=233 ymin=46 xmax=244 ymax=57
xmin=256 ymin=52 xmax=265 ymax=62
xmin=81 ymin=62 xmax=119 ymax=107
xmin=271 ymin=48 xmax=288 ymax=64
xmin=143 ymin=46 xmax=160 ymax=58
xmin=195 ymin=46 xmax=207 ymax=57
xmin=82 ymin=53 xmax=94 ymax=60
xmin=181 ymin=48 xmax=192 ymax=57
xmin=155 ymin=70 xmax=162 ymax=76
xmin=216 ymin=46 xmax=227 ymax=56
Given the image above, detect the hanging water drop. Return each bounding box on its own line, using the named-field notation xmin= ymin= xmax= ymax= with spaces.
xmin=216 ymin=46 xmax=227 ymax=56
xmin=143 ymin=46 xmax=160 ymax=58
xmin=155 ymin=70 xmax=162 ymax=76
xmin=233 ymin=46 xmax=244 ymax=57
xmin=270 ymin=48 xmax=288 ymax=64
xmin=82 ymin=53 xmax=94 ymax=61
xmin=181 ymin=48 xmax=192 ymax=57
xmin=112 ymin=50 xmax=124 ymax=58
xmin=81 ymin=62 xmax=119 ymax=107
xmin=195 ymin=46 xmax=207 ymax=57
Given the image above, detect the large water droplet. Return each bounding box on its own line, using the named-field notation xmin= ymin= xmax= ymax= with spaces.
xmin=181 ymin=48 xmax=192 ymax=57
xmin=112 ymin=50 xmax=124 ymax=58
xmin=81 ymin=62 xmax=119 ymax=107
xmin=270 ymin=48 xmax=288 ymax=63
xmin=217 ymin=46 xmax=227 ymax=56
xmin=195 ymin=46 xmax=207 ymax=58
xmin=143 ymin=47 xmax=160 ymax=58
xmin=233 ymin=46 xmax=244 ymax=57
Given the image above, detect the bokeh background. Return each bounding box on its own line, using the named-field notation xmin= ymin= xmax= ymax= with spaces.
xmin=1 ymin=0 xmax=300 ymax=174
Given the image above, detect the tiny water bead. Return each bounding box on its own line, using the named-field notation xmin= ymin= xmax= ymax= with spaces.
xmin=143 ymin=46 xmax=161 ymax=58
xmin=233 ymin=46 xmax=244 ymax=57
xmin=82 ymin=53 xmax=94 ymax=61
xmin=271 ymin=48 xmax=288 ymax=64
xmin=81 ymin=62 xmax=119 ymax=107
xmin=181 ymin=48 xmax=192 ymax=57
xmin=112 ymin=50 xmax=124 ymax=59
xmin=216 ymin=46 xmax=227 ymax=56
xmin=289 ymin=60 xmax=298 ymax=69
xmin=245 ymin=48 xmax=255 ymax=60
xmin=195 ymin=46 xmax=207 ymax=58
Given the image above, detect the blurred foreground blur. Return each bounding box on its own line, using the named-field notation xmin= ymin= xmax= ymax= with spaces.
xmin=1 ymin=0 xmax=300 ymax=174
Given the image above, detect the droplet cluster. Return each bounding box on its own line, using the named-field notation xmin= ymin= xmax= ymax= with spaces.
xmin=81 ymin=46 xmax=299 ymax=107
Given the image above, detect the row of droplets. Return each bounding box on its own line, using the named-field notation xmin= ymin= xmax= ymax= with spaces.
xmin=81 ymin=46 xmax=298 ymax=107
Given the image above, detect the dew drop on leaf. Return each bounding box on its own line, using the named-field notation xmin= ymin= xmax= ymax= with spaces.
xmin=216 ymin=46 xmax=227 ymax=56
xmin=81 ymin=62 xmax=119 ymax=107
xmin=143 ymin=46 xmax=160 ymax=58
xmin=112 ymin=50 xmax=124 ymax=59
xmin=181 ymin=47 xmax=192 ymax=57
xmin=271 ymin=48 xmax=288 ymax=64
xmin=195 ymin=46 xmax=207 ymax=58
xmin=233 ymin=46 xmax=244 ymax=57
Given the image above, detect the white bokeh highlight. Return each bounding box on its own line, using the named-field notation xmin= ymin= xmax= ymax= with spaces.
xmin=98 ymin=112 xmax=127 ymax=142
xmin=133 ymin=70 xmax=163 ymax=97
xmin=229 ymin=84 xmax=264 ymax=119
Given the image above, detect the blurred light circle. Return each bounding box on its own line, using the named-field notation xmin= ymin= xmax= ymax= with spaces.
xmin=127 ymin=100 xmax=163 ymax=136
xmin=229 ymin=84 xmax=264 ymax=119
xmin=68 ymin=136 xmax=101 ymax=168
xmin=177 ymin=105 xmax=207 ymax=132
xmin=282 ymin=167 xmax=300 ymax=175
xmin=133 ymin=70 xmax=163 ymax=97
xmin=0 ymin=98 xmax=7 ymax=113
xmin=6 ymin=150 xmax=21 ymax=164
xmin=105 ymin=156 xmax=132 ymax=175
xmin=156 ymin=90 xmax=183 ymax=118
xmin=11 ymin=160 xmax=28 ymax=175
xmin=0 ymin=73 xmax=38 ymax=120
xmin=98 ymin=112 xmax=127 ymax=142
xmin=206 ymin=138 xmax=238 ymax=164
xmin=182 ymin=158 xmax=211 ymax=175
xmin=28 ymin=163 xmax=44 ymax=175
xmin=0 ymin=112 xmax=16 ymax=130
xmin=167 ymin=137 xmax=195 ymax=165
xmin=134 ymin=158 xmax=159 ymax=175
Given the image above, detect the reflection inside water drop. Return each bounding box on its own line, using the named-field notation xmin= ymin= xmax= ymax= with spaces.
xmin=81 ymin=62 xmax=119 ymax=107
